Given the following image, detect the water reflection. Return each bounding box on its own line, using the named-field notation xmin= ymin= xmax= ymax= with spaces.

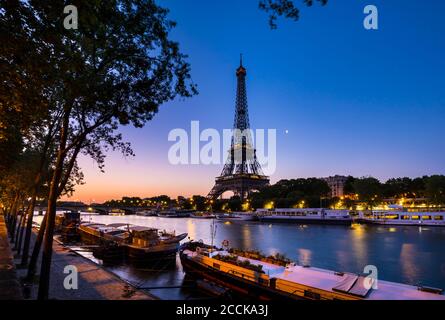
xmin=349 ymin=223 xmax=368 ymax=269
xmin=298 ymin=248 xmax=312 ymax=266
xmin=400 ymin=243 xmax=420 ymax=284
xmin=35 ymin=213 xmax=445 ymax=299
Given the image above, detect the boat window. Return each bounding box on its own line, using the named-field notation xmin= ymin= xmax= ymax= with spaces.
xmin=213 ymin=263 xmax=221 ymax=270
xmin=422 ymin=216 xmax=431 ymax=220
xmin=434 ymin=216 xmax=443 ymax=220
xmin=304 ymin=290 xmax=321 ymax=300
xmin=401 ymin=215 xmax=410 ymax=220
xmin=385 ymin=215 xmax=399 ymax=220
xmin=411 ymin=215 xmax=420 ymax=220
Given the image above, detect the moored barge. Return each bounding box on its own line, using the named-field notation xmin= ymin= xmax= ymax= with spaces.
xmin=216 ymin=212 xmax=258 ymax=222
xmin=125 ymin=226 xmax=187 ymax=263
xmin=190 ymin=212 xmax=217 ymax=219
xmin=358 ymin=210 xmax=445 ymax=227
xmin=256 ymin=208 xmax=352 ymax=225
xmin=78 ymin=222 xmax=187 ymax=264
xmin=158 ymin=209 xmax=192 ymax=218
xmin=180 ymin=242 xmax=445 ymax=300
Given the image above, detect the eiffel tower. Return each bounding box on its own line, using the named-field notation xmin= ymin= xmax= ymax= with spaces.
xmin=207 ymin=56 xmax=270 ymax=202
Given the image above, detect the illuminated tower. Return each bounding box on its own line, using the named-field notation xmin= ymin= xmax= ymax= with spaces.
xmin=207 ymin=56 xmax=269 ymax=202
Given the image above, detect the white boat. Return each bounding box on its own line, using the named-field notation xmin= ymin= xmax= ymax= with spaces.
xmin=158 ymin=209 xmax=192 ymax=218
xmin=216 ymin=212 xmax=258 ymax=221
xmin=136 ymin=209 xmax=158 ymax=217
xmin=256 ymin=208 xmax=352 ymax=225
xmin=190 ymin=212 xmax=216 ymax=219
xmin=358 ymin=210 xmax=445 ymax=226
xmin=108 ymin=208 xmax=126 ymax=216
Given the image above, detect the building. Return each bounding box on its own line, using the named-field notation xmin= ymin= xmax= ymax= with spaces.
xmin=322 ymin=175 xmax=348 ymax=198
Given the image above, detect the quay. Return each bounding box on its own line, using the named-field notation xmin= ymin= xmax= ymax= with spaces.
xmin=14 ymin=229 xmax=158 ymax=300
xmin=0 ymin=215 xmax=157 ymax=300
xmin=0 ymin=215 xmax=23 ymax=299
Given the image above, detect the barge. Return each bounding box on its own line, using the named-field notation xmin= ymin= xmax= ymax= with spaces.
xmin=136 ymin=210 xmax=158 ymax=217
xmin=256 ymin=208 xmax=352 ymax=225
xmin=54 ymin=210 xmax=81 ymax=242
xmin=190 ymin=212 xmax=217 ymax=219
xmin=180 ymin=242 xmax=445 ymax=300
xmin=78 ymin=222 xmax=187 ymax=263
xmin=217 ymin=212 xmax=258 ymax=222
xmin=358 ymin=210 xmax=445 ymax=227
xmin=158 ymin=209 xmax=192 ymax=218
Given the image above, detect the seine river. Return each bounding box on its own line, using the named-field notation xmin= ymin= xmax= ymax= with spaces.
xmin=37 ymin=214 xmax=445 ymax=299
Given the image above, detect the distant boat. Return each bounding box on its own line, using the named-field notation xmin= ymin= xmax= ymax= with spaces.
xmin=190 ymin=212 xmax=216 ymax=219
xmin=158 ymin=209 xmax=192 ymax=218
xmin=358 ymin=210 xmax=445 ymax=227
xmin=108 ymin=208 xmax=126 ymax=216
xmin=216 ymin=212 xmax=258 ymax=221
xmin=256 ymin=208 xmax=352 ymax=225
xmin=136 ymin=209 xmax=158 ymax=217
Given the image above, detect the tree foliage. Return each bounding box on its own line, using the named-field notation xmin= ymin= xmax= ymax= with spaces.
xmin=0 ymin=0 xmax=197 ymax=299
xmin=251 ymin=178 xmax=330 ymax=208
xmin=259 ymin=0 xmax=328 ymax=29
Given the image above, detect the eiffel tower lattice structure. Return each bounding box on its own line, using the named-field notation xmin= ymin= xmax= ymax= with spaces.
xmin=207 ymin=57 xmax=270 ymax=202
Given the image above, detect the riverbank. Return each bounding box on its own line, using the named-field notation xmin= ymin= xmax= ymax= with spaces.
xmin=0 ymin=215 xmax=23 ymax=300
xmin=13 ymin=226 xmax=157 ymax=300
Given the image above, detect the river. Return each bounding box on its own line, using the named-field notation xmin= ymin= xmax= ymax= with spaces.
xmin=35 ymin=213 xmax=445 ymax=299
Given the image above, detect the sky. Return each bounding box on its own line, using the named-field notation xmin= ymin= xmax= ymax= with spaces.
xmin=67 ymin=0 xmax=445 ymax=203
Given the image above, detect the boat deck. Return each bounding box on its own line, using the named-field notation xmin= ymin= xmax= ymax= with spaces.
xmin=275 ymin=265 xmax=445 ymax=300
xmin=184 ymin=249 xmax=445 ymax=300
xmin=208 ymin=250 xmax=286 ymax=277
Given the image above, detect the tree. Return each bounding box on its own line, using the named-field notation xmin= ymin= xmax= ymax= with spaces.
xmin=343 ymin=176 xmax=356 ymax=195
xmin=259 ymin=0 xmax=328 ymax=29
xmin=250 ymin=178 xmax=330 ymax=208
xmin=1 ymin=0 xmax=197 ymax=299
xmin=192 ymin=195 xmax=207 ymax=211
xmin=353 ymin=177 xmax=382 ymax=210
xmin=383 ymin=177 xmax=414 ymax=198
xmin=424 ymin=175 xmax=445 ymax=206
xmin=228 ymin=196 xmax=242 ymax=211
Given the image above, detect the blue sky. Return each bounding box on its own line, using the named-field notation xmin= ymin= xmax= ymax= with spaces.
xmin=73 ymin=0 xmax=445 ymax=202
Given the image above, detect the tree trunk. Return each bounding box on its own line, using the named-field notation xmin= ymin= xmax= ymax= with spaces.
xmin=9 ymin=193 xmax=19 ymax=241
xmin=21 ymin=192 xmax=37 ymax=266
xmin=5 ymin=200 xmax=13 ymax=224
xmin=14 ymin=209 xmax=25 ymax=247
xmin=16 ymin=203 xmax=30 ymax=255
xmin=37 ymin=110 xmax=70 ymax=300
xmin=25 ymin=210 xmax=47 ymax=282
xmin=21 ymin=126 xmax=53 ymax=267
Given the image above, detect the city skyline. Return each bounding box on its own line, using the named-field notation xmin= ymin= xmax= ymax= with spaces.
xmin=66 ymin=0 xmax=445 ymax=202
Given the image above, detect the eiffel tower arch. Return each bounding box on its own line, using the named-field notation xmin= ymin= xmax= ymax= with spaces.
xmin=207 ymin=56 xmax=270 ymax=202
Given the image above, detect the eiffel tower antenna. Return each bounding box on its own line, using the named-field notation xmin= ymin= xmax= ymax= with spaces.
xmin=207 ymin=57 xmax=269 ymax=202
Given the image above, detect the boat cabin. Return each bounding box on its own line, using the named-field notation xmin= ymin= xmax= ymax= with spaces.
xmin=129 ymin=226 xmax=161 ymax=247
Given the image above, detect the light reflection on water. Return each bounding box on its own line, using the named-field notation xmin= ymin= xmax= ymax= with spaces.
xmin=34 ymin=213 xmax=445 ymax=299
